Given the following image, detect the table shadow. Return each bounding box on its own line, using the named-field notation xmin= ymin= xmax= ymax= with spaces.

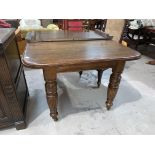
xmin=57 ymin=73 xmax=142 ymax=120
xmin=26 ymin=89 xmax=48 ymax=124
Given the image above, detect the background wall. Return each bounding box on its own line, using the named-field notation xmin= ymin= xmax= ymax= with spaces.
xmin=105 ymin=19 xmax=125 ymax=42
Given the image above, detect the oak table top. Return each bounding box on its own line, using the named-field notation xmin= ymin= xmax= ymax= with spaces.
xmin=22 ymin=30 xmax=141 ymax=121
xmin=23 ymin=40 xmax=140 ymax=68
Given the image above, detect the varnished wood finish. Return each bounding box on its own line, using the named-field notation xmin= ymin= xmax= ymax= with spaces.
xmin=23 ymin=41 xmax=140 ymax=68
xmin=22 ymin=31 xmax=141 ymax=121
xmin=26 ymin=30 xmax=112 ymax=43
xmin=26 ymin=30 xmax=113 ymax=87
xmin=143 ymin=27 xmax=155 ymax=65
xmin=43 ymin=68 xmax=58 ymax=121
xmin=0 ymin=28 xmax=28 ymax=130
xmin=106 ymin=61 xmax=125 ymax=109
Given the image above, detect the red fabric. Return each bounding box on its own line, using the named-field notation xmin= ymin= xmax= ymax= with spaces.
xmin=63 ymin=20 xmax=68 ymax=30
xmin=0 ymin=20 xmax=11 ymax=28
xmin=68 ymin=21 xmax=83 ymax=31
xmin=63 ymin=20 xmax=83 ymax=31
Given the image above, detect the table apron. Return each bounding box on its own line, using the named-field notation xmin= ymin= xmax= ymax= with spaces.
xmin=57 ymin=61 xmax=121 ymax=73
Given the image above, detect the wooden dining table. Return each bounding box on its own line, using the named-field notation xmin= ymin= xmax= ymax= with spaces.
xmin=22 ymin=30 xmax=141 ymax=121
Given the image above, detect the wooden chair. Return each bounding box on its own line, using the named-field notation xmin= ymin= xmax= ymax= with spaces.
xmin=62 ymin=19 xmax=89 ymax=31
xmin=120 ymin=19 xmax=145 ymax=50
xmin=141 ymin=26 xmax=155 ymax=65
xmin=63 ymin=20 xmax=83 ymax=31
xmin=88 ymin=19 xmax=107 ymax=31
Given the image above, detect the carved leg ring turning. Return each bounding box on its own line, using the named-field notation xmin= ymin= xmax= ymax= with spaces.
xmin=45 ymin=80 xmax=58 ymax=121
xmin=106 ymin=62 xmax=125 ymax=110
xmin=106 ymin=72 xmax=121 ymax=110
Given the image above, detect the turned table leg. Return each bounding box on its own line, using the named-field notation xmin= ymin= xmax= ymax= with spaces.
xmin=43 ymin=68 xmax=58 ymax=121
xmin=106 ymin=61 xmax=125 ymax=110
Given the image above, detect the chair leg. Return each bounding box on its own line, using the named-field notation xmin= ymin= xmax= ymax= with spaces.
xmin=79 ymin=71 xmax=83 ymax=77
xmin=135 ymin=44 xmax=138 ymax=50
xmin=97 ymin=69 xmax=104 ymax=88
xmin=79 ymin=70 xmax=104 ymax=88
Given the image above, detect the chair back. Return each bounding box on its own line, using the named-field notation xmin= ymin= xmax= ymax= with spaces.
xmin=63 ymin=20 xmax=83 ymax=31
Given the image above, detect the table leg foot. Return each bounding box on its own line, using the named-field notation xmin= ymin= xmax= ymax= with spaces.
xmin=15 ymin=121 xmax=26 ymax=130
xmin=146 ymin=60 xmax=155 ymax=65
xmin=106 ymin=101 xmax=112 ymax=110
xmin=50 ymin=113 xmax=58 ymax=121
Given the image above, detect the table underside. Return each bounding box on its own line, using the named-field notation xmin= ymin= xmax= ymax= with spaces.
xmin=42 ymin=60 xmax=125 ymax=121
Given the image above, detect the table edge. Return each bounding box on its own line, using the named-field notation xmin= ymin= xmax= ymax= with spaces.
xmin=22 ymin=53 xmax=141 ymax=69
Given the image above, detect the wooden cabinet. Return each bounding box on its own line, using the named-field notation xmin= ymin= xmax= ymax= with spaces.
xmin=0 ymin=28 xmax=28 ymax=130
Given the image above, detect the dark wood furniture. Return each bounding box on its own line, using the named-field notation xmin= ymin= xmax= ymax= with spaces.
xmin=143 ymin=26 xmax=155 ymax=44
xmin=62 ymin=19 xmax=107 ymax=32
xmin=0 ymin=28 xmax=28 ymax=130
xmin=62 ymin=20 xmax=84 ymax=31
xmin=120 ymin=21 xmax=155 ymax=65
xmin=120 ymin=20 xmax=145 ymax=50
xmin=49 ymin=22 xmax=111 ymax=87
xmin=88 ymin=19 xmax=107 ymax=31
xmin=4 ymin=19 xmax=19 ymax=28
xmin=143 ymin=26 xmax=155 ymax=65
xmin=22 ymin=31 xmax=140 ymax=121
xmin=26 ymin=30 xmax=112 ymax=42
xmin=26 ymin=30 xmax=113 ymax=87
